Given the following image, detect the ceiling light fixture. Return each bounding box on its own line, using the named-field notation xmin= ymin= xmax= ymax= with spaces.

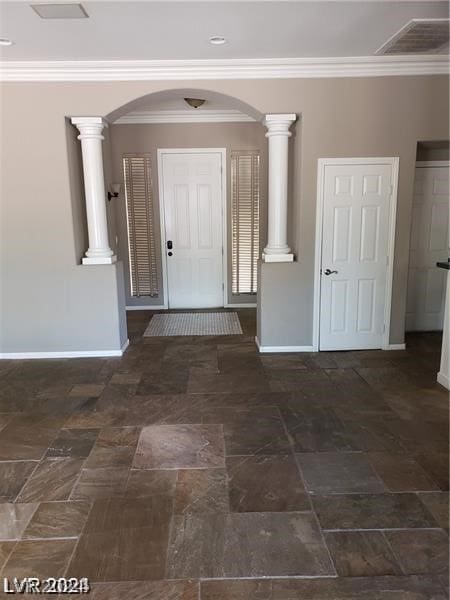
xmin=209 ymin=36 xmax=227 ymax=45
xmin=0 ymin=38 xmax=13 ymax=46
xmin=184 ymin=98 xmax=206 ymax=109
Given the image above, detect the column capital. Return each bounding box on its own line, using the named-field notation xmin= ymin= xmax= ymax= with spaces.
xmin=71 ymin=117 xmax=108 ymax=140
xmin=263 ymin=113 xmax=297 ymax=137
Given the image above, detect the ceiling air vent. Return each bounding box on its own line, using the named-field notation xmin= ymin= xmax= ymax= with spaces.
xmin=376 ymin=18 xmax=449 ymax=55
xmin=31 ymin=3 xmax=88 ymax=19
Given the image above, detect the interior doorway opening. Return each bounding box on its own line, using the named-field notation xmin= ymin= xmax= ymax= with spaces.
xmin=105 ymin=90 xmax=267 ymax=311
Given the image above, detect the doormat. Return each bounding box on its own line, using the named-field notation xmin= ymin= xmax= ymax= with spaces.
xmin=143 ymin=312 xmax=243 ymax=337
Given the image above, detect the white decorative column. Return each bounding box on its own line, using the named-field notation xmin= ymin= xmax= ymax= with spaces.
xmin=262 ymin=113 xmax=297 ymax=262
xmin=71 ymin=117 xmax=116 ymax=265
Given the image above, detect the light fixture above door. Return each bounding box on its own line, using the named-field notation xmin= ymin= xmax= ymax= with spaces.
xmin=184 ymin=98 xmax=206 ymax=109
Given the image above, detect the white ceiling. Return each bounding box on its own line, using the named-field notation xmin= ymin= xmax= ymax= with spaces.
xmin=0 ymin=1 xmax=448 ymax=62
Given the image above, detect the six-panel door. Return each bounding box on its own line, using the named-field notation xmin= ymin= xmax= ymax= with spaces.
xmin=406 ymin=165 xmax=449 ymax=331
xmin=320 ymin=164 xmax=392 ymax=350
xmin=161 ymin=152 xmax=224 ymax=308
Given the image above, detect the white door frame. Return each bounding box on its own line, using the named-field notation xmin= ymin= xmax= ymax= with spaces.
xmin=312 ymin=157 xmax=400 ymax=352
xmin=157 ymin=148 xmax=227 ymax=309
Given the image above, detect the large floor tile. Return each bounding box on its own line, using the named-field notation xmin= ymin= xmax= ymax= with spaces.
xmin=84 ymin=427 xmax=140 ymax=468
xmin=71 ymin=467 xmax=129 ymax=500
xmin=89 ymin=580 xmax=199 ymax=600
xmin=69 ymin=526 xmax=168 ymax=581
xmin=313 ymin=493 xmax=439 ymax=530
xmin=0 ymin=461 xmax=37 ymax=502
xmin=324 ymin=531 xmax=402 ymax=576
xmin=17 ymin=458 xmax=84 ymax=502
xmin=281 ymin=406 xmax=359 ymax=452
xmin=133 ymin=424 xmax=225 ymax=469
xmin=227 ymin=455 xmax=310 ymax=512
xmin=46 ymin=428 xmax=99 ymax=458
xmin=2 ymin=539 xmax=76 ymax=579
xmin=0 ymin=504 xmax=38 ymax=540
xmin=0 ymin=415 xmax=65 ymax=460
xmin=201 ymin=576 xmax=449 ymax=599
xmin=367 ymin=452 xmax=440 ymax=492
xmin=297 ymin=452 xmax=385 ymax=494
xmin=385 ymin=529 xmax=449 ymax=575
xmin=417 ymin=492 xmax=449 ymax=530
xmin=166 ymin=512 xmax=335 ymax=578
xmin=23 ymin=501 xmax=91 ymax=539
xmin=125 ymin=469 xmax=177 ymax=498
xmin=174 ymin=469 xmax=229 ymax=514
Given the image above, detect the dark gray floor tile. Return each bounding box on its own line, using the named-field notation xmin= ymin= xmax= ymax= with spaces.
xmin=324 ymin=531 xmax=402 ymax=576
xmin=167 ymin=512 xmax=334 ymax=578
xmin=313 ymin=493 xmax=439 ymax=530
xmin=297 ymin=452 xmax=385 ymax=494
xmin=417 ymin=492 xmax=449 ymax=530
xmin=281 ymin=406 xmax=359 ymax=452
xmin=227 ymin=455 xmax=310 ymax=512
xmin=368 ymin=453 xmax=440 ymax=492
xmin=46 ymin=428 xmax=99 ymax=458
xmin=414 ymin=450 xmax=449 ymax=491
xmin=385 ymin=529 xmax=449 ymax=575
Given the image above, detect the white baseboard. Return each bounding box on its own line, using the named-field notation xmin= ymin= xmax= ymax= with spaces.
xmin=126 ymin=305 xmax=167 ymax=310
xmin=255 ymin=336 xmax=314 ymax=353
xmin=437 ymin=371 xmax=450 ymax=390
xmin=225 ymin=303 xmax=257 ymax=308
xmin=383 ymin=343 xmax=406 ymax=350
xmin=0 ymin=338 xmax=130 ymax=359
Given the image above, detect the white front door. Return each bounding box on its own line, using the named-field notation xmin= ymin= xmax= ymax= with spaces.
xmin=319 ymin=162 xmax=394 ymax=350
xmin=160 ymin=152 xmax=224 ymax=308
xmin=406 ymin=164 xmax=449 ymax=331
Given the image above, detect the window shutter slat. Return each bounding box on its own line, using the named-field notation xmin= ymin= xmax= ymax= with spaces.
xmin=123 ymin=154 xmax=159 ymax=298
xmin=231 ymin=151 xmax=260 ymax=295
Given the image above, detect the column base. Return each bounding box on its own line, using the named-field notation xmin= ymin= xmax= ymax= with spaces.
xmin=82 ymin=255 xmax=117 ymax=265
xmin=262 ymin=253 xmax=294 ymax=263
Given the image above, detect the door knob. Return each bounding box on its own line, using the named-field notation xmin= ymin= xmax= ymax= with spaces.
xmin=323 ymin=268 xmax=338 ymax=275
xmin=168 ymin=251 xmax=173 ymax=257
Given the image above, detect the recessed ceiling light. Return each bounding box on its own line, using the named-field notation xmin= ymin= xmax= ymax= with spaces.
xmin=0 ymin=38 xmax=13 ymax=46
xmin=31 ymin=3 xmax=89 ymax=19
xmin=209 ymin=36 xmax=227 ymax=45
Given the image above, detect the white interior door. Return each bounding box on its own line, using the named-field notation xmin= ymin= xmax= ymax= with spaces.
xmin=319 ymin=163 xmax=393 ymax=350
xmin=406 ymin=164 xmax=449 ymax=331
xmin=161 ymin=152 xmax=224 ymax=308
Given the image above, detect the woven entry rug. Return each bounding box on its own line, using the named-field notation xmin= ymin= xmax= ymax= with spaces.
xmin=143 ymin=312 xmax=243 ymax=337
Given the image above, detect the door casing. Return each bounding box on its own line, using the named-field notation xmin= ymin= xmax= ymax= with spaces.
xmin=157 ymin=148 xmax=227 ymax=309
xmin=312 ymin=157 xmax=400 ymax=352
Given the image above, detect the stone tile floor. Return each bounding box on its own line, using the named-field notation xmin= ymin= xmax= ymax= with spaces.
xmin=0 ymin=309 xmax=448 ymax=598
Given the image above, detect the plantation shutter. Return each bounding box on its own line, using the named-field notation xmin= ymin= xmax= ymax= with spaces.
xmin=231 ymin=151 xmax=260 ymax=295
xmin=123 ymin=154 xmax=159 ymax=297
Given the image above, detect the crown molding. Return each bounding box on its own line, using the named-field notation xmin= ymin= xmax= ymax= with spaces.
xmin=0 ymin=55 xmax=448 ymax=82
xmin=114 ymin=109 xmax=256 ymax=124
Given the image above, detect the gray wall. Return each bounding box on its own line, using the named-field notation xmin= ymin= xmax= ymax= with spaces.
xmin=0 ymin=76 xmax=448 ymax=353
xmin=109 ymin=122 xmax=267 ymax=307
